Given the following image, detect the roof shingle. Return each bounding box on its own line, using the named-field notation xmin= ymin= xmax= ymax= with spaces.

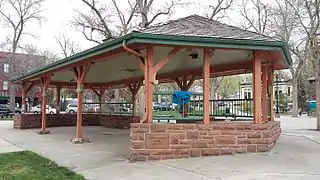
xmin=138 ymin=15 xmax=280 ymax=42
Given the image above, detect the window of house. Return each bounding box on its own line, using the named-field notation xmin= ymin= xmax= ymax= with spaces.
xmin=2 ymin=81 xmax=8 ymax=90
xmin=3 ymin=63 xmax=9 ymax=73
xmin=287 ymin=87 xmax=291 ymax=96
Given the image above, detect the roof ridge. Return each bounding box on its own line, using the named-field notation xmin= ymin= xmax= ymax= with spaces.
xmin=138 ymin=14 xmax=280 ymax=42
xmin=194 ymin=15 xmax=280 ymax=41
xmin=136 ymin=14 xmax=199 ymax=32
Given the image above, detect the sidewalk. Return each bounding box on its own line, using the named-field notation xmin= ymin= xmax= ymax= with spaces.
xmin=0 ymin=121 xmax=24 ymax=153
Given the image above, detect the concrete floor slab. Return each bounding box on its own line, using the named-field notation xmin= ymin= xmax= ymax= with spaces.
xmin=1 ymin=116 xmax=320 ymax=179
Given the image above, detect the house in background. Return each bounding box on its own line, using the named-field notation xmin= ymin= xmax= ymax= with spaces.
xmin=0 ymin=51 xmax=43 ymax=106
xmin=240 ymin=74 xmax=293 ymax=101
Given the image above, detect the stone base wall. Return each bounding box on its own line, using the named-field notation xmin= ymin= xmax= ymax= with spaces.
xmin=13 ymin=114 xmax=139 ymax=129
xmin=100 ymin=115 xmax=140 ymax=129
xmin=129 ymin=121 xmax=281 ymax=161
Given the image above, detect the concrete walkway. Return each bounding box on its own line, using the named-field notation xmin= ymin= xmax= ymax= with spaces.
xmin=0 ymin=117 xmax=320 ymax=180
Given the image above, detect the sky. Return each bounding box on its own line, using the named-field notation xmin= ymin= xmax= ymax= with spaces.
xmin=0 ymin=0 xmax=246 ymax=57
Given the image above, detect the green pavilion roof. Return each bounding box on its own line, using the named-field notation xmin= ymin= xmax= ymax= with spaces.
xmin=10 ymin=15 xmax=292 ymax=84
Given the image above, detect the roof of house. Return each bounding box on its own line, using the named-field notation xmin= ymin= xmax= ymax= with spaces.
xmin=138 ymin=15 xmax=280 ymax=42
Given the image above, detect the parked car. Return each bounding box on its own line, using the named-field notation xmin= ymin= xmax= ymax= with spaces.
xmin=0 ymin=104 xmax=11 ymax=117
xmin=66 ymin=104 xmax=89 ymax=113
xmin=30 ymin=105 xmax=56 ymax=114
xmin=153 ymin=102 xmax=173 ymax=111
xmin=66 ymin=104 xmax=78 ymax=113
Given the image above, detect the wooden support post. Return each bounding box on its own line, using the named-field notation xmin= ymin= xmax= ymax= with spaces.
xmin=203 ymin=48 xmax=211 ymax=125
xmin=38 ymin=76 xmax=51 ymax=134
xmin=56 ymin=86 xmax=61 ymax=114
xmin=146 ymin=46 xmax=154 ymax=123
xmin=267 ymin=65 xmax=274 ymax=121
xmin=261 ymin=66 xmax=268 ymax=122
xmin=253 ymin=51 xmax=262 ymax=124
xmin=127 ymin=46 xmax=180 ymax=123
xmin=72 ymin=64 xmax=91 ymax=143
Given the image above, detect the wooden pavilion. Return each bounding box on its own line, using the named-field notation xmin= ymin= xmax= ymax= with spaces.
xmin=11 ymin=15 xmax=291 ymax=161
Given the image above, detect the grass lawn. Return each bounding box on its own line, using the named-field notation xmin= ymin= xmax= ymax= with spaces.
xmin=0 ymin=151 xmax=85 ymax=180
xmin=0 ymin=117 xmax=13 ymax=121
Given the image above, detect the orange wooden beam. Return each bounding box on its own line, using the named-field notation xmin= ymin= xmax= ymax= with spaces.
xmin=203 ymin=48 xmax=211 ymax=125
xmin=154 ymin=47 xmax=181 ymax=73
xmin=267 ymin=65 xmax=274 ymax=121
xmin=39 ymin=75 xmax=51 ymax=134
xmin=253 ymin=51 xmax=262 ymax=124
xmin=261 ymin=66 xmax=268 ymax=122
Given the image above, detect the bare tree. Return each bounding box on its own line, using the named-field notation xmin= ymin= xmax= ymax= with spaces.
xmin=73 ymin=0 xmax=182 ymax=117
xmin=268 ymin=0 xmax=305 ymax=117
xmin=205 ymin=0 xmax=234 ymax=21
xmin=56 ymin=34 xmax=81 ymax=58
xmin=239 ymin=0 xmax=272 ymax=34
xmin=0 ymin=0 xmax=44 ymax=111
xmin=287 ymin=0 xmax=320 ymax=128
xmin=204 ymin=1 xmax=235 ymax=99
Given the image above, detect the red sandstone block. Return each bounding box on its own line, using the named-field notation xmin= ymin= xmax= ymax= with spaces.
xmin=201 ymin=148 xmax=220 ymax=156
xmin=130 ymin=149 xmax=149 ymax=155
xmin=252 ymin=124 xmax=269 ymax=130
xmin=182 ymin=124 xmax=195 ymax=130
xmin=131 ymin=123 xmax=140 ymax=128
xmin=179 ymin=139 xmax=189 ymax=145
xmin=167 ymin=130 xmax=187 ymax=134
xmin=161 ymin=155 xmax=189 ymax=160
xmin=235 ymin=123 xmax=252 ymax=130
xmin=167 ymin=124 xmax=182 ymax=131
xmin=190 ymin=148 xmax=201 ymax=157
xmin=257 ymin=144 xmax=270 ymax=152
xmin=220 ymin=148 xmax=236 ymax=155
xmin=130 ymin=133 xmax=145 ymax=141
xmin=195 ymin=124 xmax=213 ymax=130
xmin=250 ymin=138 xmax=269 ymax=144
xmin=140 ymin=123 xmax=150 ymax=129
xmin=150 ymin=124 xmax=167 ymax=133
xmin=200 ymin=135 xmax=214 ymax=140
xmin=262 ymin=131 xmax=272 ymax=138
xmin=237 ymin=138 xmax=251 ymax=144
xmin=131 ymin=128 xmax=149 ymax=133
xmin=213 ymin=123 xmax=236 ymax=130
xmin=179 ymin=149 xmax=190 ymax=156
xmin=149 ymin=149 xmax=176 ymax=155
xmin=199 ymin=131 xmax=208 ymax=136
xmin=215 ymin=135 xmax=236 ymax=144
xmin=247 ymin=132 xmax=262 ymax=138
xmin=208 ymin=130 xmax=221 ymax=135
xmin=169 ymin=134 xmax=182 ymax=145
xmin=207 ymin=139 xmax=215 ymax=144
xmin=186 ymin=131 xmax=199 ymax=139
xmin=190 ymin=140 xmax=208 ymax=148
xmin=148 ymin=155 xmax=162 ymax=161
xmin=221 ymin=130 xmax=243 ymax=136
xmin=247 ymin=145 xmax=257 ymax=152
xmin=170 ymin=144 xmax=190 ymax=149
xmin=130 ymin=141 xmax=145 ymax=149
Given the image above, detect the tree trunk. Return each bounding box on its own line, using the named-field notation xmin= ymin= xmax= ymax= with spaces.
xmin=316 ymin=74 xmax=320 ymax=131
xmin=291 ymin=78 xmax=299 ymax=117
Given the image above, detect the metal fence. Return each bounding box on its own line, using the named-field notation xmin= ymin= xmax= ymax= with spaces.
xmin=152 ymin=92 xmax=254 ymax=121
